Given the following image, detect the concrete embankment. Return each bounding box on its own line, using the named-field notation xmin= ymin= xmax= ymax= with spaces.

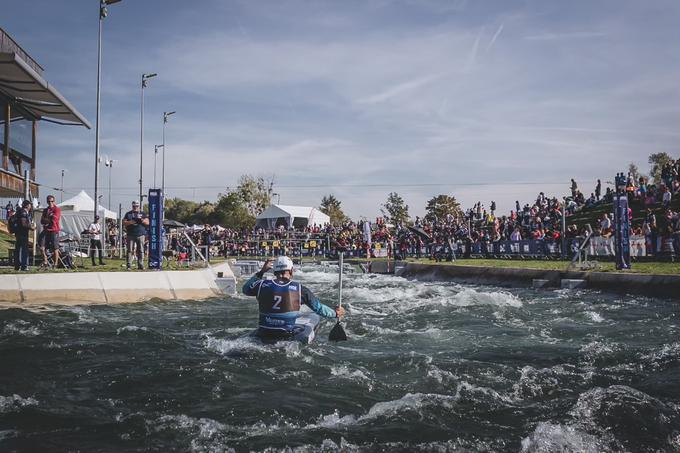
xmin=396 ymin=262 xmax=680 ymax=298
xmin=0 ymin=262 xmax=237 ymax=306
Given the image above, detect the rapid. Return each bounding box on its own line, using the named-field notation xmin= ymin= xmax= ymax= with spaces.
xmin=1 ymin=263 xmax=679 ymax=452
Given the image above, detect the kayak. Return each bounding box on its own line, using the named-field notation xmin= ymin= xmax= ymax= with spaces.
xmin=251 ymin=309 xmax=321 ymax=345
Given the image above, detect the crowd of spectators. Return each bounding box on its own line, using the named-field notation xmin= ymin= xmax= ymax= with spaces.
xmin=204 ymin=159 xmax=680 ymax=260
xmin=4 ymin=159 xmax=680 ymax=270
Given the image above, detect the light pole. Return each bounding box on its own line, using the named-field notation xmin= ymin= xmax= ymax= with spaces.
xmin=94 ymin=0 xmax=121 ymax=222
xmin=139 ymin=72 xmax=157 ymax=205
xmin=153 ymin=144 xmax=162 ymax=188
xmin=105 ymin=158 xmax=115 ymax=210
xmin=162 ymin=110 xmax=175 ymax=196
xmin=60 ymin=169 xmax=66 ymax=202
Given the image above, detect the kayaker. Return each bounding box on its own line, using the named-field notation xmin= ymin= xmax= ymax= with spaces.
xmin=242 ymin=256 xmax=345 ymax=341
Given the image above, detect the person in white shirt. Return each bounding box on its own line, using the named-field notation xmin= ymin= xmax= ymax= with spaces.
xmin=662 ymin=187 xmax=672 ymax=207
xmin=88 ymin=215 xmax=105 ymax=266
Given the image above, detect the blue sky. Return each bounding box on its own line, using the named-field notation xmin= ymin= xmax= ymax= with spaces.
xmin=4 ymin=0 xmax=680 ymax=218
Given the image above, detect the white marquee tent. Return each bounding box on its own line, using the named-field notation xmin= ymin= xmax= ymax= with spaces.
xmin=44 ymin=190 xmax=117 ymax=239
xmin=255 ymin=204 xmax=330 ymax=230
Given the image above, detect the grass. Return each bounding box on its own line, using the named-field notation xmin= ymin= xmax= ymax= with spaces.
xmin=403 ymin=257 xmax=680 ymax=275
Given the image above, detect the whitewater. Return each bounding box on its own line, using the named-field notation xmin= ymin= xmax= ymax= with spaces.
xmin=1 ymin=264 xmax=678 ymax=452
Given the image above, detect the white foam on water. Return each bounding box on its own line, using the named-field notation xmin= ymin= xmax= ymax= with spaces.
xmin=640 ymin=342 xmax=680 ymax=369
xmin=512 ymin=365 xmax=584 ymax=400
xmin=454 ymin=288 xmax=523 ymax=308
xmin=329 ymin=365 xmax=374 ymax=390
xmin=152 ymin=414 xmax=237 ymax=453
xmin=520 ymin=422 xmax=607 ymax=453
xmin=585 ymin=311 xmax=605 ymax=323
xmin=454 ymin=380 xmax=515 ymax=405
xmin=202 ymin=334 xmax=302 ymax=358
xmin=579 ymin=340 xmax=621 ymax=363
xmin=426 ymin=364 xmax=458 ymax=385
xmin=67 ymin=306 xmax=99 ymax=324
xmin=2 ymin=320 xmax=41 ymax=337
xmin=116 ymin=325 xmax=149 ymax=335
xmin=0 ymin=430 xmax=19 ymax=442
xmin=309 ymin=392 xmax=459 ymax=431
xmin=258 ymin=437 xmax=359 ymax=453
xmin=0 ymin=394 xmax=39 ymax=413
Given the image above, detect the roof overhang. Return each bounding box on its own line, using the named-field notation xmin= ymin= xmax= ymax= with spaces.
xmin=0 ymin=52 xmax=91 ymax=128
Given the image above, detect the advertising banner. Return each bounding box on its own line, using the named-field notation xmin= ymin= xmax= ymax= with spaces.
xmin=148 ymin=189 xmax=164 ymax=269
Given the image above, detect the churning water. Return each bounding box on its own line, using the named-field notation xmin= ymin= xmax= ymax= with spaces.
xmin=1 ymin=265 xmax=679 ymax=452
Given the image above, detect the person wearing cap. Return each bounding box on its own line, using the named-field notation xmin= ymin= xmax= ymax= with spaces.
xmin=242 ymin=256 xmax=345 ymax=341
xmin=13 ymin=200 xmax=36 ymax=271
xmin=123 ymin=201 xmax=149 ymax=270
xmin=40 ymin=194 xmax=61 ymax=267
xmin=88 ymin=215 xmax=105 ymax=266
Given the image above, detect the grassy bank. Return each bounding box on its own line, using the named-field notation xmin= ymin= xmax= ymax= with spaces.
xmin=403 ymin=258 xmax=680 ymax=275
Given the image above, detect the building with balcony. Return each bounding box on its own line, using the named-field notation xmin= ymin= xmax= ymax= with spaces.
xmin=0 ymin=27 xmax=90 ymax=199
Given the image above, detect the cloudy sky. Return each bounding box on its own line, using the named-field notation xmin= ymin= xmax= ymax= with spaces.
xmin=4 ymin=0 xmax=680 ymax=218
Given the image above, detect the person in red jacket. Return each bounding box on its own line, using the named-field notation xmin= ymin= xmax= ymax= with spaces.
xmin=40 ymin=195 xmax=62 ymax=266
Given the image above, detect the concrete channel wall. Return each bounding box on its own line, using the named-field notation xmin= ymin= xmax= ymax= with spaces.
xmin=0 ymin=262 xmax=237 ymax=306
xmin=397 ymin=262 xmax=680 ymax=298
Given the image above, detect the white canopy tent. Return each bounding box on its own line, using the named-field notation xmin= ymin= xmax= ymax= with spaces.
xmin=255 ymin=204 xmax=330 ymax=230
xmin=44 ymin=190 xmax=118 ymax=239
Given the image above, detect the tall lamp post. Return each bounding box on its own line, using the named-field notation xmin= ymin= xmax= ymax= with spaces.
xmin=104 ymin=158 xmax=116 ymax=210
xmin=60 ymin=169 xmax=66 ymax=203
xmin=153 ymin=144 xmax=162 ymax=188
xmin=94 ymin=0 xmax=122 ymax=222
xmin=139 ymin=72 xmax=157 ymax=205
xmin=162 ymin=110 xmax=175 ymax=196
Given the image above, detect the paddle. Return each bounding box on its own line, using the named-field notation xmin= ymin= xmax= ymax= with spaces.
xmin=329 ymin=252 xmax=348 ymax=341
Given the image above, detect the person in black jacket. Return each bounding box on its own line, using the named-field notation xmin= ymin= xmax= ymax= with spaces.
xmin=14 ymin=200 xmax=35 ymax=271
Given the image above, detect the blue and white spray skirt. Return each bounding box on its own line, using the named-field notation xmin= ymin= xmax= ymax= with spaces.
xmin=252 ymin=307 xmax=321 ymax=344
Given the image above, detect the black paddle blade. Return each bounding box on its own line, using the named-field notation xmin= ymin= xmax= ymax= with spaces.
xmin=329 ymin=321 xmax=347 ymax=341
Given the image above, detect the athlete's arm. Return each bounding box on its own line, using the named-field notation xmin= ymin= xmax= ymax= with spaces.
xmin=241 ymin=275 xmax=263 ymax=296
xmin=242 ymin=260 xmax=272 ymax=296
xmin=301 ymin=286 xmax=344 ymax=319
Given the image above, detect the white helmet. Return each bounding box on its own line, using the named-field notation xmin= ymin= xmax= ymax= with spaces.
xmin=273 ymin=256 xmax=294 ymax=273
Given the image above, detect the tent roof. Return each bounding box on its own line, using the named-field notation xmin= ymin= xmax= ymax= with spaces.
xmin=58 ymin=190 xmax=117 ymax=218
xmin=256 ymin=204 xmax=329 ymax=223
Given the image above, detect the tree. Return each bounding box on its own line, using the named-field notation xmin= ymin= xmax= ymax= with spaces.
xmin=424 ymin=195 xmax=462 ymax=223
xmin=209 ymin=192 xmax=255 ymax=229
xmin=237 ymin=174 xmax=273 ymax=217
xmin=628 ymin=163 xmax=640 ymax=181
xmin=188 ymin=201 xmax=215 ymax=225
xmin=165 ymin=197 xmax=201 ymax=224
xmin=648 ymin=152 xmax=673 ymax=184
xmin=381 ymin=192 xmax=410 ymax=226
xmin=320 ymin=194 xmax=349 ymax=225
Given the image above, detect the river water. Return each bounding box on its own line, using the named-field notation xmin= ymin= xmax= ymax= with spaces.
xmin=1 ymin=264 xmax=679 ymax=452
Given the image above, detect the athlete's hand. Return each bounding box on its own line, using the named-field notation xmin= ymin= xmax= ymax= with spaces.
xmin=261 ymin=259 xmax=273 ymax=273
xmin=335 ymin=306 xmax=346 ymax=319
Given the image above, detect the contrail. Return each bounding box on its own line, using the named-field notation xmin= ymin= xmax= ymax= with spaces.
xmin=486 ymin=23 xmax=504 ymax=52
xmin=465 ymin=28 xmax=483 ymax=72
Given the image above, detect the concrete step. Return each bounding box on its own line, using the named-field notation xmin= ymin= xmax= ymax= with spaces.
xmin=532 ymin=279 xmax=551 ymax=289
xmin=561 ymin=279 xmax=587 ymax=289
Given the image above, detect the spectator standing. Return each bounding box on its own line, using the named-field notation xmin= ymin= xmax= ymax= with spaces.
xmin=600 ymin=213 xmax=612 ymax=238
xmin=40 ymin=195 xmax=61 ymax=267
xmin=88 ymin=215 xmax=105 ymax=266
xmin=123 ymin=201 xmax=149 ymax=270
xmin=662 ymin=186 xmax=672 ymax=207
xmin=571 ymin=179 xmax=578 ymax=198
xmin=645 ymin=209 xmax=658 ymax=256
xmin=595 ymin=179 xmax=601 ymax=200
xmin=201 ymin=224 xmax=213 ymax=262
xmin=12 ymin=200 xmax=35 ymax=271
